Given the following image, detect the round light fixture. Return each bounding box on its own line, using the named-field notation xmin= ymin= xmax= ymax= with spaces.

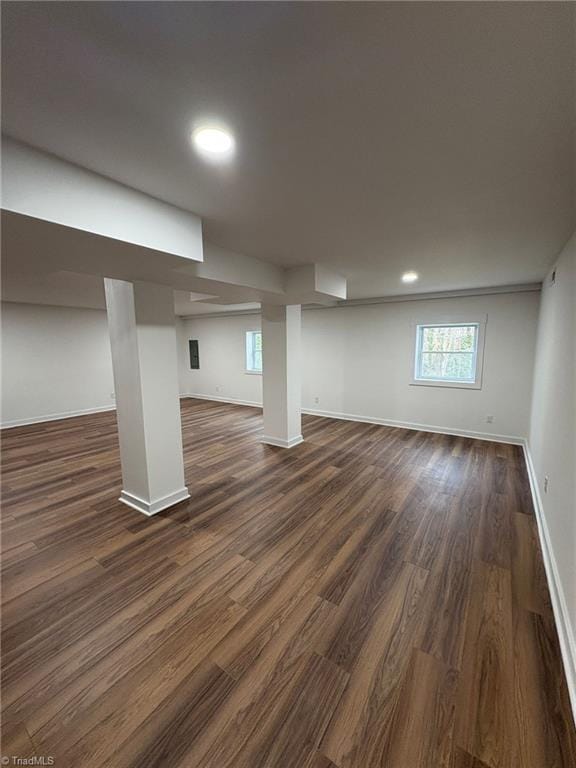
xmin=192 ymin=126 xmax=234 ymax=157
xmin=401 ymin=270 xmax=419 ymax=284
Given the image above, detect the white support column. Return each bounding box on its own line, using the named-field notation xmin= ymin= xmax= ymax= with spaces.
xmin=261 ymin=304 xmax=303 ymax=449
xmin=104 ymin=279 xmax=189 ymax=515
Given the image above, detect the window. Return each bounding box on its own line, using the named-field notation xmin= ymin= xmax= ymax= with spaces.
xmin=245 ymin=330 xmax=262 ymax=373
xmin=412 ymin=321 xmax=485 ymax=389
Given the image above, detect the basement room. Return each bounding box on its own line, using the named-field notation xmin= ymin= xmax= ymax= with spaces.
xmin=1 ymin=2 xmax=575 ymax=767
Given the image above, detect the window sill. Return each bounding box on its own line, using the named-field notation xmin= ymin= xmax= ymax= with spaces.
xmin=410 ymin=378 xmax=482 ymax=390
xmin=245 ymin=370 xmax=262 ymax=376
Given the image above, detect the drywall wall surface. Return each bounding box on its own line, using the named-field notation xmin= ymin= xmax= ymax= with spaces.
xmin=528 ymin=233 xmax=576 ymax=703
xmin=2 ymin=290 xmax=540 ymax=442
xmin=301 ymin=292 xmax=539 ymax=439
xmin=177 ymin=313 xmax=263 ymax=406
xmin=1 ymin=301 xmax=115 ymax=426
xmin=179 ymin=291 xmax=539 ymax=440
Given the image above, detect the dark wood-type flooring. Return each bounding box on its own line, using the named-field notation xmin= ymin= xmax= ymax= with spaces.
xmin=1 ymin=398 xmax=575 ymax=768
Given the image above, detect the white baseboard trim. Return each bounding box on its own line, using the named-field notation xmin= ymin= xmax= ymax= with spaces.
xmin=181 ymin=393 xmax=262 ymax=409
xmin=522 ymin=442 xmax=576 ymax=722
xmin=261 ymin=434 xmax=304 ymax=449
xmin=1 ymin=395 xmax=524 ymax=447
xmin=181 ymin=394 xmax=524 ymax=446
xmin=302 ymin=406 xmax=525 ymax=445
xmin=119 ymin=487 xmax=191 ymax=516
xmin=1 ymin=404 xmax=116 ymax=430
xmin=2 ymin=395 xmax=258 ymax=430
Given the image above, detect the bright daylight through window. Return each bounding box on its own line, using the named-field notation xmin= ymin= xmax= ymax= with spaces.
xmin=246 ymin=331 xmax=263 ymax=373
xmin=414 ymin=323 xmax=480 ymax=385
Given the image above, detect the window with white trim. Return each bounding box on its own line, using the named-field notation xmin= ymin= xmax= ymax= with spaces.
xmin=245 ymin=330 xmax=262 ymax=373
xmin=412 ymin=322 xmax=485 ymax=388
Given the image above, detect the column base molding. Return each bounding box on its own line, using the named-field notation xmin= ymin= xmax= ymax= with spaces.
xmin=260 ymin=434 xmax=304 ymax=449
xmin=119 ymin=487 xmax=190 ymax=516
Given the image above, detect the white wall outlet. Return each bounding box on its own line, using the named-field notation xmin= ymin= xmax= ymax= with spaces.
xmin=110 ymin=392 xmax=116 ymax=400
xmin=314 ymin=396 xmax=320 ymax=404
xmin=544 ymin=476 xmax=549 ymax=493
xmin=486 ymin=415 xmax=494 ymax=424
xmin=216 ymin=385 xmax=222 ymax=393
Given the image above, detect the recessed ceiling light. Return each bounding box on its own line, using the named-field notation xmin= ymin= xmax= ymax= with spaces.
xmin=401 ymin=270 xmax=419 ymax=283
xmin=192 ymin=126 xmax=234 ymax=157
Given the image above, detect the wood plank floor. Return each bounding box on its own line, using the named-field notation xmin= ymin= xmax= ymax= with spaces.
xmin=1 ymin=398 xmax=575 ymax=768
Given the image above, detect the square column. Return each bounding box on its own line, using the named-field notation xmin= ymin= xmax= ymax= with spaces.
xmin=104 ymin=278 xmax=189 ymax=515
xmin=261 ymin=304 xmax=303 ymax=448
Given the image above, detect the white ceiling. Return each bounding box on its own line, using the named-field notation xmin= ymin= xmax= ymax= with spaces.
xmin=2 ymin=2 xmax=575 ymax=299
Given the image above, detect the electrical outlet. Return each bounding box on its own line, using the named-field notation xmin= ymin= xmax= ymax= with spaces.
xmin=486 ymin=415 xmax=494 ymax=424
xmin=110 ymin=392 xmax=116 ymax=400
xmin=544 ymin=476 xmax=549 ymax=493
xmin=216 ymin=385 xmax=222 ymax=393
xmin=314 ymin=396 xmax=320 ymax=404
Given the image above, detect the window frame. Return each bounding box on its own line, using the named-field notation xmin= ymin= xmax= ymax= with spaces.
xmin=245 ymin=329 xmax=263 ymax=375
xmin=188 ymin=339 xmax=200 ymax=370
xmin=410 ymin=316 xmax=487 ymax=390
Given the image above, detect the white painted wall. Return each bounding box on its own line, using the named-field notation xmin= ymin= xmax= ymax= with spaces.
xmin=528 ymin=233 xmax=576 ymax=710
xmin=179 ymin=291 xmax=540 ymax=441
xmin=302 ymin=293 xmax=539 ymax=439
xmin=177 ymin=313 xmax=263 ymax=407
xmin=1 ymin=302 xmax=115 ymax=427
xmin=2 ymin=290 xmax=540 ymax=441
